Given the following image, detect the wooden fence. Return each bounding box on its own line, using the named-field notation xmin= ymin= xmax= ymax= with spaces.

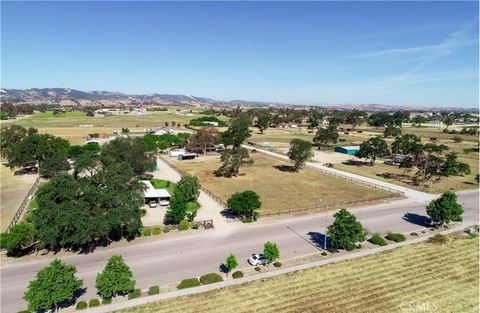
xmin=246 ymin=145 xmax=405 ymax=197
xmin=6 ymin=176 xmax=40 ymax=232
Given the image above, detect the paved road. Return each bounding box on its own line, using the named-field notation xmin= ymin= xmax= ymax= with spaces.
xmin=1 ymin=190 xmax=478 ymax=313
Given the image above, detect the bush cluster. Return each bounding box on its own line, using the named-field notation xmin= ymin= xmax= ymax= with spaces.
xmin=199 ymin=273 xmax=223 ymax=285
xmin=179 ymin=219 xmax=190 ymax=231
xmin=177 ymin=278 xmax=201 ymax=289
xmin=429 ymin=234 xmax=448 ymax=244
xmin=273 ymin=261 xmax=282 ymax=268
xmin=101 ymin=298 xmax=112 ymax=305
xmin=76 ymin=301 xmax=87 ymax=310
xmin=142 ymin=228 xmax=151 ymax=236
xmin=128 ymin=289 xmax=141 ymax=300
xmin=88 ymin=299 xmax=100 ymax=307
xmin=148 ymin=286 xmax=160 ymax=295
xmin=152 ymin=227 xmax=162 ymax=235
xmin=232 ymin=271 xmax=244 ymax=279
xmin=368 ymin=234 xmax=387 ymax=246
xmin=385 ymin=233 xmax=406 ymax=242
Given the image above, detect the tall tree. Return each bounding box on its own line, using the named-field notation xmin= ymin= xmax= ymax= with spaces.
xmin=175 ymin=175 xmax=201 ymax=202
xmin=101 ymin=137 xmax=153 ymax=175
xmin=287 ymin=138 xmax=313 ymax=172
xmin=327 ymin=208 xmax=366 ymax=250
xmin=24 ymin=259 xmax=83 ymax=312
xmin=193 ymin=126 xmax=219 ymax=154
xmin=96 ymin=255 xmax=135 ymax=299
xmin=426 ymin=192 xmax=463 ymax=226
xmin=256 ymin=113 xmax=272 ymax=134
xmin=345 ymin=110 xmax=364 ymax=129
xmin=313 ymin=126 xmax=339 ymax=149
xmin=411 ymin=115 xmax=428 ymax=127
xmin=356 ymin=137 xmax=389 ymax=165
xmin=391 ymin=134 xmax=422 ymax=156
xmin=442 ymin=115 xmax=454 ymax=130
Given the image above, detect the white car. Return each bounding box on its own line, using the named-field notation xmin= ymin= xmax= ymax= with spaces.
xmin=248 ymin=254 xmax=268 ymax=266
xmin=148 ymin=200 xmax=158 ymax=208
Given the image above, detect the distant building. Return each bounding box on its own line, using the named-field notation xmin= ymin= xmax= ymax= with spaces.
xmin=335 ymin=146 xmax=360 ymax=155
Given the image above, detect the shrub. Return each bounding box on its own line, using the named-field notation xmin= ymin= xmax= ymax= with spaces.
xmin=368 ymin=234 xmax=387 ymax=246
xmin=452 ymin=136 xmax=463 ymax=143
xmin=148 ymin=286 xmax=160 ymax=295
xmin=385 ymin=233 xmax=406 ymax=242
xmin=273 ymin=261 xmax=282 ymax=268
xmin=163 ymin=227 xmax=171 ymax=233
xmin=142 ymin=227 xmax=151 ymax=236
xmin=191 ymin=223 xmax=200 ymax=229
xmin=88 ymin=299 xmax=100 ymax=307
xmin=429 ymin=234 xmax=448 ymax=244
xmin=179 ymin=219 xmax=190 ymax=231
xmin=232 ymin=271 xmax=244 ymax=279
xmin=152 ymin=227 xmax=162 ymax=235
xmin=128 ymin=288 xmax=141 ymax=300
xmin=76 ymin=301 xmax=87 ymax=310
xmin=254 ymin=266 xmax=261 ymax=272
xmin=199 ymin=273 xmax=223 ymax=285
xmin=177 ymin=278 xmax=201 ymax=289
xmin=321 ymin=252 xmax=327 ymax=256
xmin=101 ymin=298 xmax=112 ymax=305
xmin=410 ymin=232 xmax=418 ymax=236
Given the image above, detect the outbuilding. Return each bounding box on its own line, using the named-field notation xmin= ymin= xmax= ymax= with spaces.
xmin=335 ymin=146 xmax=360 ymax=155
xmin=141 ymin=180 xmax=171 ymax=206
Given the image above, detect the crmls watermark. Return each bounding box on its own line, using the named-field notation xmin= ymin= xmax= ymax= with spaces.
xmin=400 ymin=300 xmax=438 ymax=312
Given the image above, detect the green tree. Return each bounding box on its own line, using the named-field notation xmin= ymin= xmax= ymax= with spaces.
xmin=215 ymin=147 xmax=253 ymax=177
xmin=367 ymin=112 xmax=393 ymax=127
xmin=287 ymin=138 xmax=313 ymax=172
xmin=101 ymin=137 xmax=153 ymax=175
xmin=164 ymin=196 xmax=187 ymax=224
xmin=411 ymin=115 xmax=428 ymax=127
xmin=24 ymin=259 xmax=83 ymax=312
xmin=426 ymin=191 xmax=463 ymax=226
xmin=39 ymin=152 xmax=71 ymax=178
xmin=0 ymin=125 xmax=32 ymax=158
xmin=263 ymin=241 xmax=280 ymax=263
xmin=0 ymin=221 xmax=36 ymax=256
xmin=256 ymin=113 xmax=271 ymax=134
xmin=193 ymin=126 xmax=219 ymax=153
xmin=356 ymin=137 xmax=389 ymax=165
xmin=220 ymin=113 xmax=252 ymax=147
xmin=227 ymin=190 xmax=261 ymax=219
xmin=391 ymin=134 xmax=422 ymax=156
xmin=442 ymin=115 xmax=454 ymax=130
xmin=96 ymin=255 xmax=135 ymax=299
xmin=175 ymin=175 xmax=201 ymax=202
xmin=327 ymin=208 xmax=366 ymax=250
xmin=225 ymin=254 xmax=238 ymax=275
xmin=313 ymin=126 xmax=339 ymax=148
xmin=441 ymin=152 xmax=471 ymax=176
xmin=345 ymin=110 xmax=364 ymax=129
xmin=383 ymin=124 xmax=402 ymax=138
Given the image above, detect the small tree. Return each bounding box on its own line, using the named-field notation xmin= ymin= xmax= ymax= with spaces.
xmin=287 ymin=138 xmax=313 ymax=172
xmin=225 ymin=253 xmax=238 ymax=275
xmin=426 ymin=191 xmax=463 ymax=226
xmin=164 ymin=197 xmax=187 ymax=224
xmin=356 ymin=137 xmax=389 ymax=165
xmin=227 ymin=190 xmax=261 ymax=220
xmin=383 ymin=124 xmax=402 ymax=138
xmin=24 ymin=259 xmax=83 ymax=312
xmin=121 ymin=127 xmax=130 ymax=133
xmin=175 ymin=175 xmax=201 ymax=202
xmin=327 ymin=208 xmax=366 ymax=250
xmin=263 ymin=241 xmax=280 ymax=263
xmin=96 ymin=255 xmax=135 ymax=299
xmin=0 ymin=221 xmax=36 ymax=256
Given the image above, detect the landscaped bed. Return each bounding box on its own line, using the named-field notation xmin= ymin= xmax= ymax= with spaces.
xmin=171 ymin=154 xmax=393 ymax=215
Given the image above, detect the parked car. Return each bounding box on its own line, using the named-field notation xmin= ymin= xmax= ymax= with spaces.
xmin=424 ymin=218 xmax=441 ymax=228
xmin=148 ymin=200 xmax=158 ymax=208
xmin=248 ymin=254 xmax=268 ymax=266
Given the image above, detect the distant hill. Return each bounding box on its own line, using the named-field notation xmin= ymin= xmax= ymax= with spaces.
xmin=0 ymin=88 xmax=476 ymax=112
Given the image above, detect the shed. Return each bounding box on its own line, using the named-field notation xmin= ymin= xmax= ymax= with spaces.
xmin=141 ymin=180 xmax=171 ymax=206
xmin=335 ymin=146 xmax=360 ymax=155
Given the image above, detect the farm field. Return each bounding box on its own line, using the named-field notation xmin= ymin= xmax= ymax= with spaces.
xmin=0 ymin=165 xmax=37 ymax=231
xmin=171 ymin=153 xmax=392 ymax=214
xmin=120 ymin=236 xmax=479 ymax=313
xmin=0 ymin=110 xmax=208 ymax=144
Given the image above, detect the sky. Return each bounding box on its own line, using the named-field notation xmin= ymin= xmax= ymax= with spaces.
xmin=1 ymin=1 xmax=479 ymax=108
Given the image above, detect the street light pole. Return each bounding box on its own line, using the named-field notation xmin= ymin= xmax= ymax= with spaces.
xmin=324 ymin=204 xmax=328 ymax=251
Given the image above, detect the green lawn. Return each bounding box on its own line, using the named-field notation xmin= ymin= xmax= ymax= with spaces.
xmin=150 ymin=179 xmax=176 ymax=195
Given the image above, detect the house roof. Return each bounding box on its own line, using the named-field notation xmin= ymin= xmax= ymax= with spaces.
xmin=141 ymin=181 xmax=171 ymax=198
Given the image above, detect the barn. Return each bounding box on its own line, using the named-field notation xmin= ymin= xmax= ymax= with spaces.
xmin=335 ymin=146 xmax=360 ymax=155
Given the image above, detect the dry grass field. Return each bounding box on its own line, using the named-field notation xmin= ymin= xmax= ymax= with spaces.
xmin=0 ymin=165 xmax=37 ymax=231
xmin=171 ymin=154 xmax=392 ymax=214
xmin=120 ymin=236 xmax=479 ymax=313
